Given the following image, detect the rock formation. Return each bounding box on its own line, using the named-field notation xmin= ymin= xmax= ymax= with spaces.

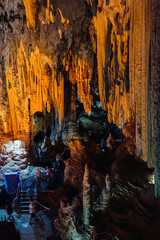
xmin=54 ymin=138 xmax=154 ymax=240
xmin=0 ymin=0 xmax=160 ymax=238
xmin=0 ymin=0 xmax=157 ymax=167
xmin=83 ymin=164 xmax=91 ymax=226
xmin=150 ymin=0 xmax=160 ymax=197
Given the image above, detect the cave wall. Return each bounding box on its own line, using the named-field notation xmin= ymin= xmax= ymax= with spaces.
xmin=0 ymin=0 xmax=156 ymax=166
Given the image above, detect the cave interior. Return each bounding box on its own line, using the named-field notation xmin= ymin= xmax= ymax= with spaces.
xmin=0 ymin=0 xmax=160 ymax=240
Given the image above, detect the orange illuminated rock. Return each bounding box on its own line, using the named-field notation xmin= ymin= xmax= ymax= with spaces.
xmin=93 ymin=0 xmax=131 ymax=124
xmin=5 ymin=44 xmax=64 ymax=146
xmin=0 ymin=0 xmax=151 ymax=163
xmin=23 ymin=0 xmax=39 ymax=31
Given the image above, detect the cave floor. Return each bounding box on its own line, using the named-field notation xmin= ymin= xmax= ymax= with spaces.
xmin=0 ymin=210 xmax=52 ymax=240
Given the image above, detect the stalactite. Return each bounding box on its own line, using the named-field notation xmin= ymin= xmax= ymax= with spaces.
xmin=91 ymin=0 xmax=151 ymax=162
xmin=0 ymin=77 xmax=8 ymax=134
xmin=70 ymin=84 xmax=77 ymax=121
xmin=5 ymin=43 xmax=65 ymax=147
xmin=57 ymin=8 xmax=69 ymax=28
xmin=23 ymin=0 xmax=39 ymax=31
xmin=52 ymin=71 xmax=64 ymax=130
xmin=64 ymin=53 xmax=93 ymax=115
xmin=23 ymin=0 xmax=69 ymax=30
xmin=86 ymin=0 xmax=94 ymax=6
xmin=94 ymin=6 xmax=108 ymax=111
xmin=93 ymin=0 xmax=131 ymax=125
xmin=76 ymin=59 xmax=93 ymax=115
xmin=128 ymin=0 xmax=135 ymax=115
xmin=0 ymin=0 xmax=152 ymax=165
xmin=46 ymin=0 xmax=52 ymax=25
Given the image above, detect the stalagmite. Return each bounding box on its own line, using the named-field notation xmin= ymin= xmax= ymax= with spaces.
xmin=99 ymin=174 xmax=110 ymax=211
xmin=82 ymin=164 xmax=94 ymax=239
xmin=54 ymin=201 xmax=82 ymax=240
xmin=83 ymin=164 xmax=91 ymax=226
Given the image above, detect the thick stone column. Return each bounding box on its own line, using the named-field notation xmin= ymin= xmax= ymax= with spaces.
xmin=129 ymin=0 xmax=150 ymax=161
xmin=151 ymin=0 xmax=160 ymax=198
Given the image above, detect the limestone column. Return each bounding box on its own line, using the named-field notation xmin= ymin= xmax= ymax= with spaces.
xmin=129 ymin=0 xmax=150 ymax=161
xmin=151 ymin=0 xmax=160 ymax=198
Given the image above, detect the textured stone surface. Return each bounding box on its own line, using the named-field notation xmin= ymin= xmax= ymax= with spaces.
xmin=151 ymin=0 xmax=160 ymax=197
xmin=0 ymin=0 xmax=152 ymax=164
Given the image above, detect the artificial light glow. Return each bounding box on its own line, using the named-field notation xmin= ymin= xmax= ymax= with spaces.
xmin=149 ymin=173 xmax=155 ymax=185
xmin=2 ymin=140 xmax=26 ymax=156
